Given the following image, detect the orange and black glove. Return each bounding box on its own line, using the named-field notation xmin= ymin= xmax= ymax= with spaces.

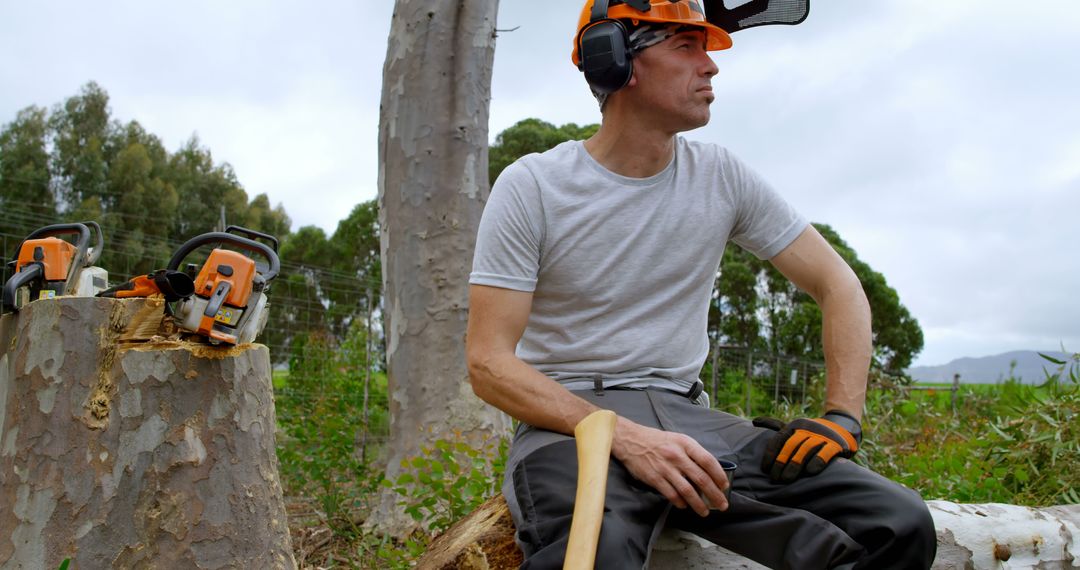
xmin=754 ymin=411 xmax=862 ymax=483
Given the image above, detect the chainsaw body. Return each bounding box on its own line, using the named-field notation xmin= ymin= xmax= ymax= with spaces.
xmin=168 ymin=227 xmax=279 ymax=345
xmin=2 ymin=222 xmax=106 ymax=312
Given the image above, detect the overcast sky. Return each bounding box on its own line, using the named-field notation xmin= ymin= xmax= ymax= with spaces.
xmin=2 ymin=1 xmax=1078 ymax=368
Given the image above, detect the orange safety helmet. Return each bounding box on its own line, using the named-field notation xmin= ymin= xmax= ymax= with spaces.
xmin=571 ymin=0 xmax=732 ymax=68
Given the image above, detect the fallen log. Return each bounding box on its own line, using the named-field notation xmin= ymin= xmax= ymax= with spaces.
xmin=416 ymin=491 xmax=1080 ymax=569
xmin=0 ymin=297 xmax=295 ymax=569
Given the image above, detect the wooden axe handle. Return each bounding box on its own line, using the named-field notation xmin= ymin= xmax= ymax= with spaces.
xmin=563 ymin=409 xmax=617 ymax=570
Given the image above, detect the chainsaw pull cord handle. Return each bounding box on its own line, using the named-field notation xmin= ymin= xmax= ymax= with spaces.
xmin=12 ymin=222 xmax=93 ymax=295
xmin=166 ymin=232 xmax=280 ymax=283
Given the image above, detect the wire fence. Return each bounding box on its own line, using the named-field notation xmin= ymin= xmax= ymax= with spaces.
xmin=705 ymin=345 xmax=827 ymax=416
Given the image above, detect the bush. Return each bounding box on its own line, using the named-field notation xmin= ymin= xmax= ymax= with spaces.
xmin=367 ymin=435 xmax=508 ymax=568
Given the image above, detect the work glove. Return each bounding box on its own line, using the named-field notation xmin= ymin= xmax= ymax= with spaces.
xmin=753 ymin=411 xmax=862 ymax=483
xmin=97 ymin=269 xmax=194 ymax=302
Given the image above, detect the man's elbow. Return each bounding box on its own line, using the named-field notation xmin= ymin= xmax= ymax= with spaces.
xmin=465 ymin=347 xmax=498 ymax=403
xmin=821 ymin=264 xmax=867 ymax=307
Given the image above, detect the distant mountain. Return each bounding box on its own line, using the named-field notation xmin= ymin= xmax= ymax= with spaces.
xmin=906 ymin=350 xmax=1072 ymax=384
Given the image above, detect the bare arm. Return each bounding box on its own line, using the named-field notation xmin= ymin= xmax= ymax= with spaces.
xmin=769 ymin=226 xmax=871 ymax=420
xmin=466 ymin=284 xmax=729 ymax=515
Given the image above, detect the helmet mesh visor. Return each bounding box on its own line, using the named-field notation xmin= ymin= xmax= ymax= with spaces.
xmin=705 ymin=0 xmax=810 ymax=33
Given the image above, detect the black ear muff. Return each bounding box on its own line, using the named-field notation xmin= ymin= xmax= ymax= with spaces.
xmin=578 ymin=19 xmax=633 ymax=94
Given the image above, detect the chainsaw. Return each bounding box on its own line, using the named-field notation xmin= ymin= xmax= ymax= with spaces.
xmin=165 ymin=226 xmax=280 ymax=345
xmin=2 ymin=221 xmax=107 ymax=312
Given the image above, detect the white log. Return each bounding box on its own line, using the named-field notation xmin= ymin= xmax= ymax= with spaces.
xmin=648 ymin=500 xmax=1080 ymax=569
xmin=0 ymin=297 xmax=295 ymax=569
xmin=418 ymin=494 xmax=1080 ymax=569
xmin=926 ymin=500 xmax=1080 ymax=569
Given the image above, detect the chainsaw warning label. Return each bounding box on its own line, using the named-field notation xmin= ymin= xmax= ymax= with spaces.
xmin=214 ymin=308 xmax=241 ymax=325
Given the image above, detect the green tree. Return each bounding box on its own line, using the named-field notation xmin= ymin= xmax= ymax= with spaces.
xmin=713 ymin=224 xmax=923 ymax=371
xmin=267 ymin=201 xmax=382 ymax=365
xmin=243 ymin=193 xmax=292 ymax=240
xmin=713 ymin=254 xmax=760 ymax=348
xmin=488 ymin=118 xmax=599 ymax=186
xmin=99 ymin=121 xmax=178 ymax=276
xmin=48 ymin=82 xmax=114 ymax=212
xmin=327 ymin=200 xmax=381 ymax=314
xmin=1 ymin=83 xmax=298 ymax=280
xmin=0 ymin=106 xmax=55 ymax=238
xmin=168 ymin=136 xmax=252 ymax=238
xmin=265 ymin=225 xmax=334 ymax=361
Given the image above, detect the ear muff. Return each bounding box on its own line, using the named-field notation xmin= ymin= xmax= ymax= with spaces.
xmin=576 ymin=0 xmax=634 ymax=94
xmin=577 ymin=19 xmax=633 ymax=94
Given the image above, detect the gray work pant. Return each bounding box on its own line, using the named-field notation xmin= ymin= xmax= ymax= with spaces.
xmin=502 ymin=389 xmax=937 ymax=570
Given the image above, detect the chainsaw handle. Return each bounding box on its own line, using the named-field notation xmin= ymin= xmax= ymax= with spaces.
xmin=83 ymin=221 xmax=104 ymax=265
xmin=2 ymin=262 xmax=44 ymax=311
xmin=225 ymin=225 xmax=279 ymax=253
xmin=18 ymin=222 xmax=90 ymax=261
xmin=166 ymin=232 xmax=280 ymax=282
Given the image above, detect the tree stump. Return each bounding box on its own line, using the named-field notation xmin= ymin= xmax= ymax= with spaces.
xmin=0 ymin=297 xmax=295 ymax=569
xmin=416 ymin=494 xmax=1080 ymax=569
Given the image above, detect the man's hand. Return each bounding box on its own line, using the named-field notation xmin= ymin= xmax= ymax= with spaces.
xmin=610 ymin=417 xmax=729 ymax=517
xmin=755 ymin=412 xmax=861 ymax=483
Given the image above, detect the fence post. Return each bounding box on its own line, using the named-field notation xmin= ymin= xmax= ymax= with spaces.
xmin=802 ymin=362 xmax=811 ymax=403
xmin=952 ymin=373 xmax=960 ymax=413
xmin=361 ymin=286 xmax=374 ymax=464
xmin=710 ymin=341 xmax=718 ymax=408
xmin=745 ymin=350 xmax=753 ymax=417
xmin=774 ymin=355 xmax=781 ymax=404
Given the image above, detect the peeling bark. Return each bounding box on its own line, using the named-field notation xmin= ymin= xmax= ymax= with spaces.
xmin=926 ymin=500 xmax=1080 ymax=569
xmin=0 ymin=297 xmax=294 ymax=569
xmin=375 ymin=0 xmax=511 ymax=534
xmin=416 ymin=495 xmax=1080 ymax=569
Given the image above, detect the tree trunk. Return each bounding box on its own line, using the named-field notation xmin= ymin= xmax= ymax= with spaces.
xmin=0 ymin=297 xmax=294 ymax=569
xmin=417 ymin=495 xmax=1080 ymax=569
xmin=375 ymin=0 xmax=511 ymax=534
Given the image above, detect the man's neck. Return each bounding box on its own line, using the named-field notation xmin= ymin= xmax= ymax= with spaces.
xmin=583 ymin=119 xmax=676 ymax=179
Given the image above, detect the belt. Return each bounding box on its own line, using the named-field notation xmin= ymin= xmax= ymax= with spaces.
xmin=586 ymin=376 xmax=707 ymax=406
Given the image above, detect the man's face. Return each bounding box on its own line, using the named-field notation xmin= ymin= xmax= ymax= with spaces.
xmin=624 ymin=29 xmax=719 ymax=133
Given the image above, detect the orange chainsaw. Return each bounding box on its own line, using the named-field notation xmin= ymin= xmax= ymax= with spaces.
xmin=165 ymin=226 xmax=280 ymax=345
xmin=2 ymin=221 xmax=107 ymax=312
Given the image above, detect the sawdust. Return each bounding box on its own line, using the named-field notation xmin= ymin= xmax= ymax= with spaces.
xmin=83 ymin=301 xmax=126 ymax=429
xmin=122 ymin=339 xmax=249 ymax=360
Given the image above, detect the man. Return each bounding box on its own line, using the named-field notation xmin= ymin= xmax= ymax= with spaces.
xmin=466 ymin=1 xmax=936 ymax=568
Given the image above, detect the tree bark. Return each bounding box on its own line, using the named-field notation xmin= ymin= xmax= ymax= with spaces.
xmin=417 ymin=495 xmax=1080 ymax=569
xmin=375 ymin=0 xmax=511 ymax=534
xmin=0 ymin=297 xmax=294 ymax=569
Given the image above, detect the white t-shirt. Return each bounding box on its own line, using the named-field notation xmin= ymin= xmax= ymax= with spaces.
xmin=470 ymin=137 xmax=806 ymax=390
